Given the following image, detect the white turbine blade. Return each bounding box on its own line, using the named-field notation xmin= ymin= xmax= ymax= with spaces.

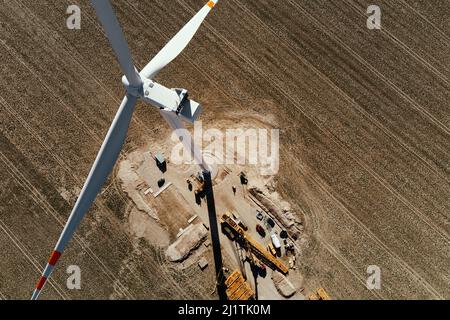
xmin=31 ymin=95 xmax=137 ymax=300
xmin=140 ymin=0 xmax=219 ymax=80
xmin=159 ymin=109 xmax=209 ymax=172
xmin=91 ymin=0 xmax=142 ymax=87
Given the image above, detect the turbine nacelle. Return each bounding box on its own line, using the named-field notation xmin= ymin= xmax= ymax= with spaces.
xmin=122 ymin=75 xmax=202 ymax=124
xmin=31 ymin=0 xmax=217 ymax=300
xmin=142 ymin=79 xmax=202 ymax=124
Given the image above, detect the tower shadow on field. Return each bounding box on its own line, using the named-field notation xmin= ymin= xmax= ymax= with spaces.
xmin=202 ymin=170 xmax=227 ymax=300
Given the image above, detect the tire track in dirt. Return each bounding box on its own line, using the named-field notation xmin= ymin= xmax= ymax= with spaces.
xmin=0 ymin=13 xmax=160 ymax=298
xmin=3 ymin=1 xmax=217 ymax=298
xmin=124 ymin=0 xmax=447 ymax=296
xmin=13 ymin=0 xmax=158 ymax=140
xmin=403 ymin=0 xmax=450 ymax=38
xmin=236 ymin=0 xmax=450 ymax=182
xmin=0 ymin=220 xmax=68 ymax=299
xmin=288 ymin=164 xmax=421 ymax=298
xmin=231 ymin=0 xmax=449 ymax=184
xmin=400 ymin=0 xmax=450 ymax=42
xmin=174 ymin=0 xmax=449 ymax=242
xmin=0 ymin=151 xmax=135 ymax=299
xmin=0 ymin=92 xmax=137 ymax=298
xmin=155 ymin=247 xmax=191 ymax=299
xmin=286 ymin=0 xmax=449 ymax=134
xmin=345 ymin=0 xmax=449 ymax=83
xmin=287 ymin=153 xmax=444 ymax=299
xmin=3 ymin=0 xmax=446 ymax=300
xmin=318 ymin=236 xmax=384 ymax=299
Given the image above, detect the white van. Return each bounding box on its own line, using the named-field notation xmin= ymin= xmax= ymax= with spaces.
xmin=271 ymin=234 xmax=281 ymax=249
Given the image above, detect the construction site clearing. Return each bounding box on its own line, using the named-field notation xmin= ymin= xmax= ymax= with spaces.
xmin=117 ymin=135 xmax=313 ymax=300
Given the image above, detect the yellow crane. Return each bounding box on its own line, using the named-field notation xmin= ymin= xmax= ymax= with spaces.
xmin=220 ymin=212 xmax=289 ymax=274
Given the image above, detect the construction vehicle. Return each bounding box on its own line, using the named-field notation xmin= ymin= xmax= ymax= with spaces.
xmin=246 ymin=251 xmax=261 ymax=269
xmin=317 ymin=288 xmax=331 ymax=300
xmin=229 ymin=211 xmax=248 ymax=231
xmin=220 ymin=212 xmax=289 ymax=274
xmin=265 ymin=217 xmax=275 ymax=229
xmin=256 ymin=224 xmax=266 ymax=237
xmin=225 ymin=270 xmax=254 ymax=300
xmin=308 ymin=287 xmax=331 ymax=300
xmin=239 ymin=171 xmax=248 ymax=185
xmin=248 ymin=252 xmax=266 ymax=272
xmin=271 ymin=233 xmax=281 ymax=249
xmin=256 ymin=210 xmax=264 ymax=221
xmin=222 ymin=225 xmax=235 ymax=240
xmin=188 ymin=173 xmax=205 ymax=194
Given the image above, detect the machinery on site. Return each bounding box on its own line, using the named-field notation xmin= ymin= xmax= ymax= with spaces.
xmin=239 ymin=171 xmax=248 ymax=185
xmin=271 ymin=233 xmax=282 ymax=250
xmin=256 ymin=210 xmax=264 ymax=221
xmin=31 ymin=0 xmax=219 ymax=299
xmin=188 ymin=173 xmax=205 ymax=195
xmin=248 ymin=253 xmax=266 ymax=272
xmin=265 ymin=216 xmax=275 ymax=230
xmin=222 ymin=224 xmax=236 ymax=241
xmin=220 ymin=212 xmax=289 ymax=274
xmin=308 ymin=287 xmax=331 ymax=300
xmin=256 ymin=224 xmax=266 ymax=237
xmin=230 ymin=211 xmax=249 ymax=231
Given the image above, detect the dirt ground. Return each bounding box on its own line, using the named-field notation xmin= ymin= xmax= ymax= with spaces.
xmin=0 ymin=0 xmax=449 ymax=299
xmin=115 ymin=112 xmax=304 ymax=300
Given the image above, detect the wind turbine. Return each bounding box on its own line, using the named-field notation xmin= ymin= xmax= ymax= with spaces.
xmin=31 ymin=0 xmax=218 ymax=300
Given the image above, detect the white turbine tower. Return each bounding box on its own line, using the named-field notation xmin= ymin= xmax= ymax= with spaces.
xmin=31 ymin=0 xmax=218 ymax=300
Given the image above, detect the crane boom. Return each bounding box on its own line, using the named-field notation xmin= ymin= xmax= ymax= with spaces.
xmin=220 ymin=212 xmax=289 ymax=274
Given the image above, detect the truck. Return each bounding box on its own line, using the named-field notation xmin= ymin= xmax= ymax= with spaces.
xmin=256 ymin=224 xmax=266 ymax=237
xmin=271 ymin=234 xmax=281 ymax=249
xmin=265 ymin=217 xmax=275 ymax=229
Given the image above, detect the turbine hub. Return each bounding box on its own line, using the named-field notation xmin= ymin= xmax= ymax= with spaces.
xmin=121 ymin=75 xmax=143 ymax=97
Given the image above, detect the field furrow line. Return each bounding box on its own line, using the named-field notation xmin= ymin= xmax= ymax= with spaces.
xmin=289 ymin=155 xmax=444 ymax=299
xmin=232 ymin=0 xmax=449 ymax=183
xmin=14 ymin=0 xmax=158 ymax=140
xmin=318 ymin=237 xmax=384 ymax=299
xmin=176 ymin=0 xmax=449 ymax=242
xmin=399 ymin=0 xmax=450 ymax=42
xmin=0 ymin=219 xmax=68 ymax=299
xmin=286 ymin=0 xmax=450 ymax=135
xmin=0 ymin=95 xmax=137 ymax=299
xmin=109 ymin=0 xmax=449 ymax=298
xmin=344 ymin=0 xmax=449 ymax=85
xmin=0 ymin=151 xmax=135 ymax=299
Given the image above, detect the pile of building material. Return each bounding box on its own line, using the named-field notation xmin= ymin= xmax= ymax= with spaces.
xmin=225 ymin=270 xmax=254 ymax=300
xmin=165 ymin=224 xmax=208 ymax=262
xmin=272 ymin=271 xmax=297 ymax=298
xmin=198 ymin=257 xmax=209 ymax=270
